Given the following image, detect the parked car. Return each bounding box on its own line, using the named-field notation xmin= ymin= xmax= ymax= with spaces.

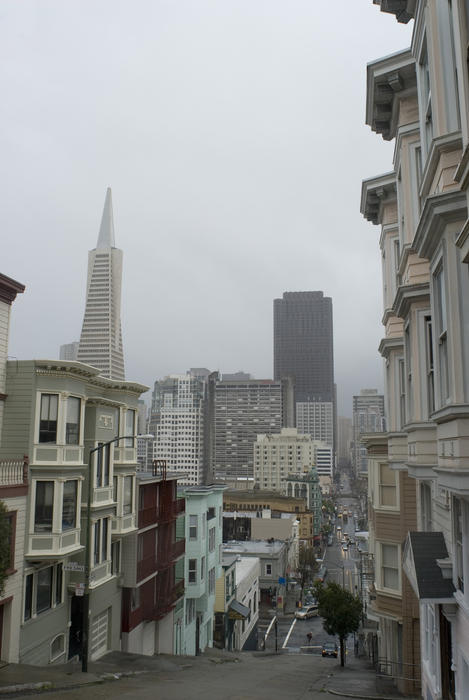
xmin=322 ymin=642 xmax=338 ymax=658
xmin=295 ymin=604 xmax=319 ymax=619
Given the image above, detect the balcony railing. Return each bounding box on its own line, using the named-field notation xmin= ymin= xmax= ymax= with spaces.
xmin=157 ymin=539 xmax=185 ymax=569
xmin=138 ymin=499 xmax=185 ymax=528
xmin=0 ymin=457 xmax=28 ymax=487
xmin=137 ymin=554 xmax=157 ymax=581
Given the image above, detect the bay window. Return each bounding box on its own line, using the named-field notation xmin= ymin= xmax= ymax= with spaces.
xmin=39 ymin=394 xmax=58 ymax=443
xmin=24 ymin=563 xmax=63 ymax=621
xmin=125 ymin=410 xmax=136 ymax=446
xmin=434 ymin=264 xmax=449 ymax=405
xmin=96 ymin=444 xmax=110 ymax=487
xmin=123 ymin=476 xmax=133 ymax=515
xmin=65 ymin=397 xmax=81 ymax=444
xmin=62 ymin=480 xmax=78 ymax=530
xmin=34 ymin=481 xmax=54 ymax=532
xmin=380 ymin=543 xmax=400 ymax=591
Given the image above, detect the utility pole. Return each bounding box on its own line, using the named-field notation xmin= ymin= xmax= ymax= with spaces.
xmin=275 ymin=617 xmax=278 ymax=652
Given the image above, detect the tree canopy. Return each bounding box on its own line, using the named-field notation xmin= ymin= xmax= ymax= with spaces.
xmin=314 ymin=581 xmax=362 ymax=666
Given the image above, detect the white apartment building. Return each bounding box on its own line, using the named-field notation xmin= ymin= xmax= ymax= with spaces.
xmin=296 ymin=401 xmax=334 ymax=448
xmin=150 ymin=374 xmax=205 ymax=486
xmin=253 ymin=428 xmax=314 ymax=491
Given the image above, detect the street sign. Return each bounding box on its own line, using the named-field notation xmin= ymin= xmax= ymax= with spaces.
xmin=278 ymin=577 xmax=286 ymax=585
xmin=75 ymin=583 xmax=85 ymax=597
xmin=64 ymin=562 xmax=85 ymax=572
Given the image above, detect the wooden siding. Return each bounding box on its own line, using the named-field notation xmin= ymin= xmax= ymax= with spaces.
xmin=1 ymin=362 xmax=35 ymax=456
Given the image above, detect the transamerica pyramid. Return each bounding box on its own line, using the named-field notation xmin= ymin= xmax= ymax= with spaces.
xmin=77 ymin=188 xmax=125 ymax=380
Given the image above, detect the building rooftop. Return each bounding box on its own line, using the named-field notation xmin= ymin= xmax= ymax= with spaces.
xmin=223 ymin=540 xmax=285 ymax=555
xmin=236 ymin=556 xmax=260 ymax=582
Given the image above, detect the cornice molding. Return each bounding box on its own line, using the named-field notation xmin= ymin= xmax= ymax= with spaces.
xmin=431 ymin=403 xmax=469 ymax=424
xmin=413 ymin=190 xmax=467 ymax=260
xmin=419 ymin=132 xmax=462 ymax=203
xmin=0 ymin=274 xmax=25 ymax=306
xmin=361 ymin=172 xmax=397 ymax=225
xmin=378 ymin=336 xmax=404 ymax=359
xmin=393 ymin=282 xmax=430 ymax=319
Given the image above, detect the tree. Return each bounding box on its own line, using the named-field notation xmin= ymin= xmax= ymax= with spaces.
xmin=0 ymin=500 xmax=11 ymax=597
xmin=313 ymin=581 xmax=362 ymax=666
xmin=298 ymin=544 xmax=316 ymax=594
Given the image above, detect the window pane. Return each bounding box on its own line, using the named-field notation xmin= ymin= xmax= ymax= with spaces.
xmin=24 ymin=573 xmax=33 ymax=621
xmin=103 ymin=445 xmax=110 ymax=486
xmin=62 ymin=481 xmax=77 ymax=530
xmin=96 ymin=445 xmax=103 ymax=487
xmin=66 ymin=397 xmax=80 ymax=444
xmin=94 ymin=520 xmax=101 ymax=564
xmin=39 ymin=394 xmax=58 ymax=443
xmin=35 ymin=481 xmax=54 ymax=532
xmin=102 ymin=518 xmax=108 ymax=560
xmin=56 ymin=563 xmax=63 ymax=605
xmin=36 ymin=567 xmax=52 ymax=614
xmin=123 ymin=476 xmax=133 ymax=515
xmin=125 ymin=410 xmax=135 ymax=446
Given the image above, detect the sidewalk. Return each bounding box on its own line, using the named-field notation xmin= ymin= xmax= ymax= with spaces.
xmin=0 ymin=648 xmax=420 ymax=699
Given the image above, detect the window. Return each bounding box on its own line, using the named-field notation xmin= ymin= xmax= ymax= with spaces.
xmin=55 ymin=563 xmax=63 ymax=605
xmin=24 ymin=573 xmax=33 ymax=621
xmin=253 ymin=591 xmax=257 ymax=613
xmin=419 ymin=40 xmax=433 ymax=156
xmin=207 ymin=507 xmax=216 ymax=520
xmin=188 ymin=558 xmax=197 ymax=584
xmin=34 ymin=481 xmax=54 ymax=532
xmin=96 ymin=444 xmax=110 ymax=487
xmin=454 ymin=498 xmax=465 ymax=592
xmin=379 ymin=464 xmax=397 ymax=508
xmin=111 ymin=540 xmax=121 ymax=575
xmin=404 ymin=324 xmax=413 ymax=421
xmin=5 ymin=511 xmax=16 ymax=574
xmin=125 ymin=410 xmax=135 ymax=446
xmin=421 ymin=482 xmax=433 ymax=531
xmin=381 ymin=543 xmax=399 ymax=591
xmin=123 ymin=476 xmax=133 ymax=515
xmin=398 ymin=358 xmax=406 ymax=429
xmin=93 ymin=517 xmax=110 ymax=565
xmin=185 ymin=598 xmax=195 ymax=625
xmin=131 ymin=587 xmax=140 ymax=611
xmin=39 ymin=394 xmax=58 ymax=443
xmin=208 ymin=527 xmax=215 ymax=552
xmin=265 ymin=563 xmax=272 ymax=576
xmin=50 ymin=634 xmax=65 ymax=661
xmin=424 ymin=316 xmax=435 ymax=416
xmin=189 ymin=515 xmax=198 ymax=540
xmin=434 ymin=264 xmax=449 ymax=404
xmin=36 ymin=566 xmax=53 ymax=614
xmin=201 ymin=556 xmax=205 ymax=581
xmin=62 ymin=481 xmax=77 ymax=530
xmin=65 ymin=397 xmax=81 ymax=444
xmin=208 ymin=567 xmax=215 ymax=595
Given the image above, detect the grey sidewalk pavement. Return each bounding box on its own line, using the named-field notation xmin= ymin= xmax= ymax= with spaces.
xmin=0 ymin=647 xmax=419 ymax=699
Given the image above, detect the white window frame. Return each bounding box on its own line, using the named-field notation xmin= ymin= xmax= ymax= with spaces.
xmin=377 ymin=541 xmax=401 ymax=594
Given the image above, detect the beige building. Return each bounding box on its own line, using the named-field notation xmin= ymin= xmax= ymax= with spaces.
xmin=362 ymin=2 xmax=469 ymax=697
xmin=254 ymin=428 xmax=314 ymax=491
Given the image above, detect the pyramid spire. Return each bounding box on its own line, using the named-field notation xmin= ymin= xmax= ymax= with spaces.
xmin=96 ymin=187 xmax=115 ymax=249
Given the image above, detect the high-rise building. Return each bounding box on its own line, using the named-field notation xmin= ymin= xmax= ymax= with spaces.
xmin=337 ymin=416 xmax=352 ymax=469
xmin=149 ymin=373 xmax=206 ymax=486
xmin=296 ymin=401 xmax=334 ymax=448
xmin=59 ymin=342 xmax=79 ymax=361
xmin=77 ymin=188 xmax=125 ymax=380
xmin=274 ymin=291 xmax=334 ymax=403
xmin=351 ymin=389 xmax=385 ymax=475
xmin=273 ymin=291 xmax=335 ymax=452
xmin=214 ymin=378 xmax=294 ymax=481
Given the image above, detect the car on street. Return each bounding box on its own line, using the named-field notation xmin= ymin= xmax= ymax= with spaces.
xmin=295 ymin=604 xmax=319 ymax=619
xmin=321 ymin=642 xmax=338 ymax=657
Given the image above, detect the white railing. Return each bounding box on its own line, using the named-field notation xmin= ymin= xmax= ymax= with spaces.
xmin=0 ymin=458 xmax=27 ymax=486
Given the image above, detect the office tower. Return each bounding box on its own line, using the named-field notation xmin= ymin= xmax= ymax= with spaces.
xmin=274 ymin=291 xmax=335 ymax=452
xmin=296 ymin=401 xmax=334 ymax=448
xmin=352 ymin=389 xmax=385 ymax=475
xmin=59 ymin=342 xmax=79 ymax=361
xmin=149 ymin=373 xmax=206 ymax=486
xmin=77 ymin=188 xmax=125 ymax=380
xmin=214 ymin=378 xmax=293 ymax=481
xmin=337 ymin=416 xmax=353 ymax=469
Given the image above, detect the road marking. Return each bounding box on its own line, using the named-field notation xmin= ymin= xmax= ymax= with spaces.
xmin=282 ymin=618 xmax=297 ymax=649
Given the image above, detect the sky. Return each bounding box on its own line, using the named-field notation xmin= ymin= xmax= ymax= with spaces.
xmin=1 ymin=1 xmax=412 ymax=417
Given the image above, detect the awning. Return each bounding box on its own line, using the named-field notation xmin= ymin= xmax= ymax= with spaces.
xmin=403 ymin=531 xmax=455 ymax=603
xmin=228 ymin=600 xmax=250 ymax=620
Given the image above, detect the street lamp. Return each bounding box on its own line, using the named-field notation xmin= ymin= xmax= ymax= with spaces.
xmin=81 ymin=433 xmax=154 ymax=672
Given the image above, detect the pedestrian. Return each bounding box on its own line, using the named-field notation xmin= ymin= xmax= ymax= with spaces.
xmin=307 ymin=631 xmax=312 ymax=645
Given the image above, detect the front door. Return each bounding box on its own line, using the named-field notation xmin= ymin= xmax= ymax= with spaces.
xmin=440 ymin=608 xmax=455 ymax=700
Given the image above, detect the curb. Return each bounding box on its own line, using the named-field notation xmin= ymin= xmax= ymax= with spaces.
xmin=326 ymin=688 xmax=416 ymax=700
xmin=0 ymin=669 xmax=149 ymax=696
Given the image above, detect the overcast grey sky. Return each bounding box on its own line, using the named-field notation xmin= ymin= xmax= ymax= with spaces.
xmin=1 ymin=1 xmax=412 ymax=416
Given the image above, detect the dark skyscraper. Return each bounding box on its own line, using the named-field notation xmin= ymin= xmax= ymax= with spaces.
xmin=273 ymin=291 xmax=334 ymax=403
